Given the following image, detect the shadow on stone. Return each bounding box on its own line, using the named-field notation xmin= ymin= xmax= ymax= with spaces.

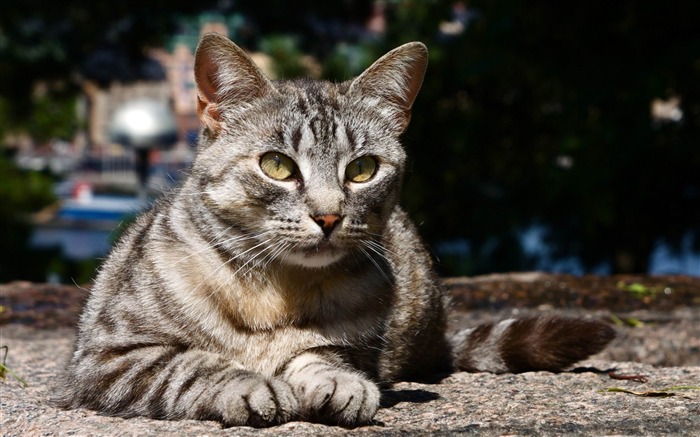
xmin=380 ymin=388 xmax=440 ymax=408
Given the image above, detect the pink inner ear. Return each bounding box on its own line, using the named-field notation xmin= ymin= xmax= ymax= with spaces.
xmin=197 ymin=95 xmax=221 ymax=132
xmin=197 ymin=62 xmax=220 ymax=103
xmin=193 ymin=33 xmax=278 ymax=134
xmin=347 ymin=42 xmax=427 ymax=134
xmin=195 ymin=55 xmax=224 ymax=132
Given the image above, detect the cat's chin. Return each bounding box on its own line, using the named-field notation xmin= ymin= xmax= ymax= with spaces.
xmin=283 ymin=249 xmax=347 ymax=269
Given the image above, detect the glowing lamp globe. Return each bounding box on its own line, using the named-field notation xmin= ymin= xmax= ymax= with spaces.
xmin=110 ymin=99 xmax=177 ymax=149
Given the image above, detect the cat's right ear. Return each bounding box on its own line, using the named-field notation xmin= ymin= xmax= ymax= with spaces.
xmin=348 ymin=42 xmax=428 ymax=134
xmin=194 ymin=33 xmax=275 ymax=133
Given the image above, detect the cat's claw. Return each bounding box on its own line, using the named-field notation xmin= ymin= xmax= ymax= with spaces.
xmin=223 ymin=378 xmax=298 ymax=427
xmin=295 ymin=369 xmax=380 ymax=426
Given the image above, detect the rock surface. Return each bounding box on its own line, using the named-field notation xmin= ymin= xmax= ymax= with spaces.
xmin=1 ymin=274 xmax=699 ymax=436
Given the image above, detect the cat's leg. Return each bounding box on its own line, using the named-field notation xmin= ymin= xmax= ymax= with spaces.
xmin=281 ymin=350 xmax=381 ymax=426
xmin=64 ymin=345 xmax=298 ymax=427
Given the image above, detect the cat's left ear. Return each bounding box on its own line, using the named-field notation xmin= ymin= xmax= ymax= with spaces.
xmin=348 ymin=42 xmax=428 ymax=133
xmin=194 ymin=33 xmax=276 ymax=133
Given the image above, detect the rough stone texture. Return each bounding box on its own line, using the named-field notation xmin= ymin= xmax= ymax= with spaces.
xmin=1 ymin=274 xmax=699 ymax=436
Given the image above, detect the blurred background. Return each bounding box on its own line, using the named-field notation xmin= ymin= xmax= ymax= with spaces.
xmin=1 ymin=0 xmax=698 ymax=284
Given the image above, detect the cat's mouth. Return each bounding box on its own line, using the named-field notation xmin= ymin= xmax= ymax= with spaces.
xmin=301 ymin=240 xmax=339 ymax=257
xmin=286 ymin=241 xmax=346 ymax=268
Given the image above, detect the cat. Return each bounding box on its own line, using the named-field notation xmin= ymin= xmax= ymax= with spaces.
xmin=60 ymin=33 xmax=615 ymax=427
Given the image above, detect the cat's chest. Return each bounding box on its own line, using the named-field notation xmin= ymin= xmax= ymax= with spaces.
xmin=184 ymin=268 xmax=390 ymax=375
xmin=161 ymin=243 xmax=391 ymax=342
xmin=221 ymin=269 xmax=391 ymax=333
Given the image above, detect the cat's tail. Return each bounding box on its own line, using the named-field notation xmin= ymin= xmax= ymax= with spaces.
xmin=449 ymin=316 xmax=615 ymax=373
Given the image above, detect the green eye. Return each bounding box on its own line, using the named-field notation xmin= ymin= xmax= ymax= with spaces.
xmin=345 ymin=156 xmax=377 ymax=183
xmin=260 ymin=152 xmax=297 ymax=180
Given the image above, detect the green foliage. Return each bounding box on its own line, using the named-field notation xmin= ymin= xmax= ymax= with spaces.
xmin=609 ymin=314 xmax=645 ymax=328
xmin=259 ymin=36 xmax=309 ymax=78
xmin=374 ymin=0 xmax=700 ymax=274
xmin=2 ymin=0 xmax=698 ymax=277
xmin=0 ymin=154 xmax=55 ymax=217
xmin=26 ymin=89 xmax=78 ymax=144
xmin=616 ymin=281 xmax=662 ymax=298
xmin=0 ymin=0 xmax=220 ymax=125
xmin=0 ymin=346 xmax=28 ymax=388
xmin=0 ymin=154 xmax=58 ymax=282
xmin=321 ymin=43 xmax=376 ymax=82
xmin=0 ymin=84 xmax=79 ymax=144
xmin=0 ymin=154 xmax=104 ymax=284
xmin=0 ymin=97 xmax=12 ymax=142
xmin=601 ymin=386 xmax=700 ymax=397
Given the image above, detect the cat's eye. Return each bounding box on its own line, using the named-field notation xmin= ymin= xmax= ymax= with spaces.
xmin=260 ymin=152 xmax=297 ymax=180
xmin=345 ymin=156 xmax=377 ymax=183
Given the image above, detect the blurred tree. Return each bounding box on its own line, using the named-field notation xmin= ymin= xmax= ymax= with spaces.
xmin=259 ymin=35 xmax=310 ymax=78
xmin=2 ymin=0 xmax=698 ymax=276
xmin=0 ymin=0 xmax=219 ymax=139
xmin=0 ymin=153 xmax=104 ymax=283
xmin=374 ymin=0 xmax=700 ymax=274
xmin=26 ymin=87 xmax=79 ymax=145
xmin=0 ymin=153 xmax=58 ymax=282
xmin=235 ymin=0 xmax=374 ymax=55
xmin=1 ymin=0 xmax=222 ymax=282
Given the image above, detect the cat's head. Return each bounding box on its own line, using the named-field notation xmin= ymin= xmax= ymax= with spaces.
xmin=190 ymin=33 xmax=427 ymax=269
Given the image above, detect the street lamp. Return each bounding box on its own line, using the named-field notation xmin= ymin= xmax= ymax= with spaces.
xmin=109 ymin=99 xmax=178 ymax=201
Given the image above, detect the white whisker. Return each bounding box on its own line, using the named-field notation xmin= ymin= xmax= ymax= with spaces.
xmin=180 ymin=190 xmax=217 ymax=197
xmin=231 ymin=238 xmax=276 ymax=278
xmin=185 ymin=229 xmax=277 ymax=297
xmin=260 ymin=241 xmax=291 ymax=270
xmin=364 ymin=238 xmax=398 ymax=259
xmin=358 ymin=244 xmax=392 ymax=284
xmin=172 ymin=226 xmax=236 ymax=264
xmin=172 ymin=227 xmax=265 ymax=265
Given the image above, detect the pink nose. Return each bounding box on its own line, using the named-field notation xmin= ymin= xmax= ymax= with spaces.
xmin=312 ymin=214 xmax=342 ymax=236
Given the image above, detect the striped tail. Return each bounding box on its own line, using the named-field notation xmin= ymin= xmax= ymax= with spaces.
xmin=449 ymin=316 xmax=616 ymax=373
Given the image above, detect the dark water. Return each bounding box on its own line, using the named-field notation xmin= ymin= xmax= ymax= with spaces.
xmin=434 ymin=227 xmax=699 ymax=276
xmin=30 ymin=226 xmax=118 ymax=261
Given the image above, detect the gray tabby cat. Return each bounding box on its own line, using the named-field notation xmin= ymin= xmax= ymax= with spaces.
xmin=60 ymin=33 xmax=615 ymax=427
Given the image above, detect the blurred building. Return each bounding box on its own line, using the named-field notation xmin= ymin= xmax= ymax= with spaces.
xmin=81 ymin=15 xmax=274 ymax=164
xmin=77 ymin=16 xmax=259 ymax=189
xmin=82 ymin=80 xmax=173 ymax=150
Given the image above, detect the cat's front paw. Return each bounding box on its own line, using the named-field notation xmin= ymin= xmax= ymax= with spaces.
xmin=293 ymin=368 xmax=380 ymax=426
xmin=221 ymin=377 xmax=298 ymax=427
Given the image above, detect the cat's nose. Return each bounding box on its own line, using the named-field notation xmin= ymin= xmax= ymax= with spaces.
xmin=312 ymin=214 xmax=342 ymax=237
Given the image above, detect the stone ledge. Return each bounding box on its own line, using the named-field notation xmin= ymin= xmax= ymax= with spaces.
xmin=1 ymin=275 xmax=699 ymax=435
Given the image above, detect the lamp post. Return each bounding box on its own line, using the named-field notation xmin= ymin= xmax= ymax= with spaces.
xmin=109 ymin=99 xmax=178 ymax=202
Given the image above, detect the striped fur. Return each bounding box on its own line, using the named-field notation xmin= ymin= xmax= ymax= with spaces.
xmin=450 ymin=316 xmax=616 ymax=373
xmin=60 ymin=34 xmax=614 ymax=428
